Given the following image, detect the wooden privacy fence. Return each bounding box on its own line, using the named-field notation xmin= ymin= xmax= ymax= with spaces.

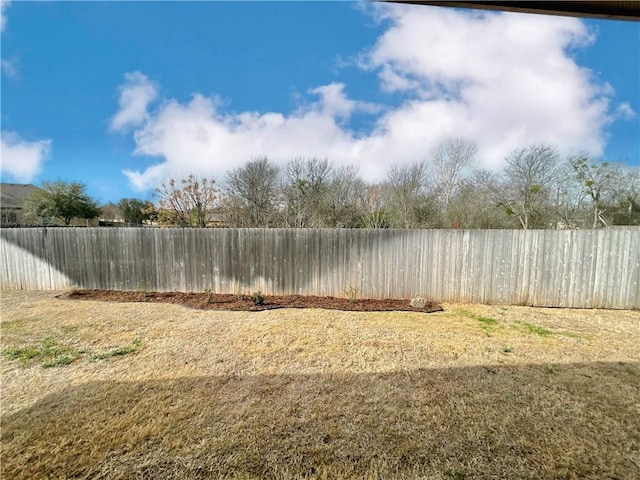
xmin=1 ymin=228 xmax=638 ymax=309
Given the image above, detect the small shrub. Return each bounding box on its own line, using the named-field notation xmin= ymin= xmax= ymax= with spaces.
xmin=204 ymin=288 xmax=215 ymax=304
xmin=410 ymin=296 xmax=427 ymax=308
xmin=235 ymin=286 xmax=247 ymax=300
xmin=251 ymin=291 xmax=265 ymax=306
xmin=343 ymin=286 xmax=359 ymax=303
xmin=136 ymin=280 xmax=152 ymax=299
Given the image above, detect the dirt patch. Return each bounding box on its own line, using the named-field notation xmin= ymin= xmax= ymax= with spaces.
xmin=61 ymin=289 xmax=444 ymax=313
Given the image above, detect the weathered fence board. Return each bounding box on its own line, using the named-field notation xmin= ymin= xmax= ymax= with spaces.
xmin=1 ymin=228 xmax=638 ymax=309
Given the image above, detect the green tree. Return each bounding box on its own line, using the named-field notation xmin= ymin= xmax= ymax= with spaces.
xmin=117 ymin=198 xmax=154 ymax=225
xmin=23 ymin=181 xmax=101 ymax=226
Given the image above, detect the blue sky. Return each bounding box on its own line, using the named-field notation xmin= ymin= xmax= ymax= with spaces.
xmin=1 ymin=1 xmax=638 ymax=205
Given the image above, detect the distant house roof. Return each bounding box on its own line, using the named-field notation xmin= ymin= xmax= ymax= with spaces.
xmin=0 ymin=183 xmax=41 ymax=209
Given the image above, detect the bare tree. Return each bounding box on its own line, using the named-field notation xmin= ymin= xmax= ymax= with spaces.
xmin=323 ymin=165 xmax=370 ymax=227
xmin=281 ymin=158 xmax=332 ymax=227
xmin=384 ymin=162 xmax=436 ymax=228
xmin=431 ymin=137 xmax=477 ymax=212
xmin=448 ymin=169 xmax=514 ymax=229
xmin=569 ymin=156 xmax=624 ymax=229
xmin=549 ymin=159 xmax=588 ymax=229
xmin=361 ymin=184 xmax=390 ymax=229
xmin=156 ymin=174 xmax=218 ymax=227
xmin=225 ymin=157 xmax=280 ymax=227
xmin=496 ymin=144 xmax=559 ymax=229
xmin=610 ymin=168 xmax=640 ymax=226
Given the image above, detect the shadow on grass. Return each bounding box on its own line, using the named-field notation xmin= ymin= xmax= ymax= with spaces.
xmin=2 ymin=362 xmax=639 ymax=480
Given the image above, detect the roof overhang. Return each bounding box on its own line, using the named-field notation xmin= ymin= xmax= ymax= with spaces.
xmin=384 ymin=1 xmax=640 ymax=21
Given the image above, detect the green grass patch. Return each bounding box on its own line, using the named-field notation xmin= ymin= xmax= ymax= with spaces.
xmin=455 ymin=309 xmax=499 ymax=326
xmin=60 ymin=324 xmax=80 ymax=333
xmin=456 ymin=310 xmax=500 ymax=336
xmin=91 ymin=339 xmax=143 ymax=361
xmin=60 ymin=323 xmax=97 ymax=334
xmin=453 ymin=308 xmax=474 ymax=318
xmin=4 ymin=345 xmax=42 ymax=361
xmin=524 ymin=323 xmax=553 ymax=337
xmin=447 ymin=308 xmax=500 ymax=337
xmin=4 ymin=338 xmax=82 ymax=368
xmin=43 ymin=353 xmax=82 ymax=368
xmin=4 ymin=338 xmax=142 ymax=367
xmin=444 ymin=469 xmax=468 ymax=480
xmin=474 ymin=315 xmax=498 ymax=326
xmin=2 ymin=318 xmax=38 ymax=331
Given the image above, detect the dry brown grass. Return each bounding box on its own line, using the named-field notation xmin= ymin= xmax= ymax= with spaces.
xmin=1 ymin=290 xmax=639 ymax=479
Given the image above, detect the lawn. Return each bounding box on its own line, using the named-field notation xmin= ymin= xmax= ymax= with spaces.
xmin=1 ymin=290 xmax=639 ymax=479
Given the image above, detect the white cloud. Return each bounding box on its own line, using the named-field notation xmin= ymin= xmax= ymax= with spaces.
xmin=363 ymin=4 xmax=609 ymax=167
xmin=1 ymin=0 xmax=10 ymax=33
xmin=614 ymin=102 xmax=636 ymax=121
xmin=1 ymin=58 xmax=17 ymax=78
xmin=110 ymin=71 xmax=158 ymax=132
xmin=118 ymin=4 xmax=622 ymax=191
xmin=123 ymin=89 xmax=367 ymax=190
xmin=0 ymin=131 xmax=51 ymax=183
xmin=308 ymin=83 xmax=381 ymax=119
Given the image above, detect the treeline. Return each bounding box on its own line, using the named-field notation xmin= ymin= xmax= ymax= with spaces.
xmin=21 ymin=139 xmax=640 ymax=229
xmin=147 ymin=139 xmax=640 ymax=229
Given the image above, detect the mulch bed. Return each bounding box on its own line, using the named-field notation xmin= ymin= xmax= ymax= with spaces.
xmin=61 ymin=290 xmax=443 ymax=313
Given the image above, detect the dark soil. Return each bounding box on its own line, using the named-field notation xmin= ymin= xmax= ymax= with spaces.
xmin=61 ymin=290 xmax=443 ymax=313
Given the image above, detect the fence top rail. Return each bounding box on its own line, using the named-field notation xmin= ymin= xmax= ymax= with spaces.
xmin=3 ymin=226 xmax=639 ymax=233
